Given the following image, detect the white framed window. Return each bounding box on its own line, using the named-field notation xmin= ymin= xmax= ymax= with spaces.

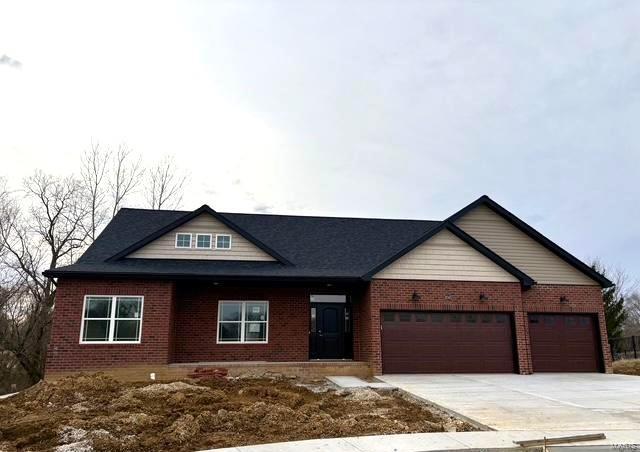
xmin=217 ymin=300 xmax=268 ymax=343
xmin=215 ymin=234 xmax=232 ymax=250
xmin=196 ymin=233 xmax=212 ymax=249
xmin=80 ymin=295 xmax=144 ymax=344
xmin=175 ymin=233 xmax=192 ymax=248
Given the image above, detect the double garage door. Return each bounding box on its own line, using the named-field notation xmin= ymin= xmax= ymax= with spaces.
xmin=381 ymin=311 xmax=601 ymax=374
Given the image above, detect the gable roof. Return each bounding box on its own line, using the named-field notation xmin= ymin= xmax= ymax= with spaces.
xmin=362 ymin=221 xmax=535 ymax=287
xmin=44 ymin=207 xmax=441 ymax=281
xmin=43 ymin=196 xmax=611 ymax=288
xmin=106 ymin=204 xmax=292 ymax=265
xmin=447 ymin=195 xmax=612 ymax=288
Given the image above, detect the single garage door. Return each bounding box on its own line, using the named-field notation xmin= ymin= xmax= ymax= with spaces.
xmin=529 ymin=314 xmax=601 ymax=372
xmin=381 ymin=311 xmax=516 ymax=373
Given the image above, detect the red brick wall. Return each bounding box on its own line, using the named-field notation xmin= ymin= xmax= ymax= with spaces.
xmin=46 ymin=277 xmax=611 ymax=376
xmin=45 ymin=278 xmax=175 ymax=374
xmin=172 ymin=283 xmax=309 ymax=362
xmin=358 ymin=279 xmax=611 ymax=375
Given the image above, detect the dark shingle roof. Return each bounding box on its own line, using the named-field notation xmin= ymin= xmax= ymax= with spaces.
xmin=43 ymin=195 xmax=612 ymax=287
xmin=46 ymin=208 xmax=441 ymax=280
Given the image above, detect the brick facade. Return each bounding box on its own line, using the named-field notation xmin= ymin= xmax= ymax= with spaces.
xmin=46 ymin=277 xmax=611 ymax=377
xmin=355 ymin=279 xmax=611 ymax=375
xmin=46 ymin=278 xmax=176 ymax=373
xmin=172 ymin=283 xmax=309 ymax=363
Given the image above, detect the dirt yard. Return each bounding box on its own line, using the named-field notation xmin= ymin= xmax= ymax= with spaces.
xmin=613 ymin=359 xmax=640 ymax=376
xmin=0 ymin=373 xmax=473 ymax=451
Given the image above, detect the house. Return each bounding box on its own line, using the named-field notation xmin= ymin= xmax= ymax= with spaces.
xmin=44 ymin=195 xmax=613 ymax=379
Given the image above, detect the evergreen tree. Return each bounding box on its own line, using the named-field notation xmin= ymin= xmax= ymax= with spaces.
xmin=593 ymin=261 xmax=628 ymax=340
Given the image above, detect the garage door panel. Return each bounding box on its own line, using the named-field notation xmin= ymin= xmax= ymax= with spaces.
xmin=529 ymin=314 xmax=600 ymax=372
xmin=382 ymin=311 xmax=515 ymax=374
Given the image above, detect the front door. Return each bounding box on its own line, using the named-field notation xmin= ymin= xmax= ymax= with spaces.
xmin=310 ymin=303 xmax=348 ymax=359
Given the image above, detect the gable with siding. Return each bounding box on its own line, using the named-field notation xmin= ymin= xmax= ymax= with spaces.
xmin=455 ymin=205 xmax=597 ymax=285
xmin=373 ymin=229 xmax=519 ymax=282
xmin=127 ymin=213 xmax=276 ymax=261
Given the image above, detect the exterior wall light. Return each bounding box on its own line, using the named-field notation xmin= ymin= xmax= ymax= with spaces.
xmin=560 ymin=296 xmax=568 ymax=303
xmin=411 ymin=291 xmax=421 ymax=302
xmin=479 ymin=293 xmax=489 ymax=302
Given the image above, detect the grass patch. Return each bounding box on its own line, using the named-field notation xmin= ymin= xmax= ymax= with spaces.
xmin=613 ymin=359 xmax=640 ymax=376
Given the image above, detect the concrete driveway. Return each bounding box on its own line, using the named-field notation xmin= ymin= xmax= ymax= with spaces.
xmin=378 ymin=373 xmax=640 ymax=431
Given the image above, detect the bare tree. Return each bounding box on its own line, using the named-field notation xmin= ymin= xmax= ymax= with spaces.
xmin=110 ymin=143 xmax=143 ymax=217
xmin=0 ymin=171 xmax=91 ymax=382
xmin=80 ymin=141 xmax=144 ymax=241
xmin=624 ymin=291 xmax=640 ymax=335
xmin=145 ymin=155 xmax=186 ymax=210
xmin=80 ymin=141 xmax=110 ymax=241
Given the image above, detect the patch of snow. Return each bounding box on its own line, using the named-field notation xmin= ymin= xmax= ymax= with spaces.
xmin=0 ymin=392 xmax=18 ymax=399
xmin=54 ymin=439 xmax=93 ymax=452
xmin=138 ymin=381 xmax=208 ymax=393
xmin=59 ymin=426 xmax=88 ymax=443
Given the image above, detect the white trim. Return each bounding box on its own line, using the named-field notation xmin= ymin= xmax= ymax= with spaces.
xmin=216 ymin=300 xmax=268 ymax=344
xmin=195 ymin=233 xmax=213 ymax=249
xmin=310 ymin=294 xmax=347 ymax=303
xmin=175 ymin=232 xmax=193 ymax=248
xmin=79 ymin=295 xmax=144 ymax=344
xmin=214 ymin=233 xmax=232 ymax=250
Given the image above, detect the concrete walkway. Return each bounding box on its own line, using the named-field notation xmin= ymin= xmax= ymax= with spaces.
xmin=378 ymin=373 xmax=640 ymax=431
xmin=205 ymin=430 xmax=640 ymax=451
xmin=326 ymin=376 xmax=394 ymax=389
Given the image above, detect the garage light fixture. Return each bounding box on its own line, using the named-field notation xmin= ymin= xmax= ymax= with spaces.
xmin=479 ymin=293 xmax=489 ymax=302
xmin=560 ymin=296 xmax=568 ymax=303
xmin=411 ymin=291 xmax=421 ymax=302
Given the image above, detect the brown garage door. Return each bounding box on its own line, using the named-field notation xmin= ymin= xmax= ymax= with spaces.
xmin=381 ymin=311 xmax=516 ymax=373
xmin=529 ymin=314 xmax=601 ymax=372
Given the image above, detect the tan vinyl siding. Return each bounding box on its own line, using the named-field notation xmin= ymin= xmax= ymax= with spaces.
xmin=455 ymin=205 xmax=597 ymax=285
xmin=127 ymin=214 xmax=276 ymax=261
xmin=373 ymin=229 xmax=518 ymax=282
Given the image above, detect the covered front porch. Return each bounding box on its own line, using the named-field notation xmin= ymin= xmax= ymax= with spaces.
xmin=169 ymin=279 xmax=369 ymax=367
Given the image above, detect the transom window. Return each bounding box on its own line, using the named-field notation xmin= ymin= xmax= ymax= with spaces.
xmin=217 ymin=301 xmax=268 ymax=343
xmin=196 ymin=234 xmax=212 ymax=249
xmin=175 ymin=233 xmax=192 ymax=248
xmin=215 ymin=234 xmax=232 ymax=250
xmin=81 ymin=296 xmax=143 ymax=343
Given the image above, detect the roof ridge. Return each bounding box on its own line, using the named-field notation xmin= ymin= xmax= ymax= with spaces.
xmin=223 ymin=211 xmax=441 ymax=222
xmin=120 ymin=206 xmax=441 ymax=223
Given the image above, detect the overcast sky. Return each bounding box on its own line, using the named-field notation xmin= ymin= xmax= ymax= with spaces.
xmin=1 ymin=1 xmax=639 ymax=280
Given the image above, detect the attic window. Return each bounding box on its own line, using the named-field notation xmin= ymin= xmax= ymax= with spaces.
xmin=175 ymin=233 xmax=192 ymax=248
xmin=196 ymin=234 xmax=212 ymax=249
xmin=216 ymin=234 xmax=232 ymax=250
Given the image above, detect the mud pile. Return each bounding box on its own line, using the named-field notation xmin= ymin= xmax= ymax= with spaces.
xmin=0 ymin=373 xmax=473 ymax=451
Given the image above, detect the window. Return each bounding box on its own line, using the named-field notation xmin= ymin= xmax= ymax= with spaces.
xmin=196 ymin=234 xmax=212 ymax=249
xmin=415 ymin=312 xmax=427 ymax=322
xmin=175 ymin=233 xmax=192 ymax=248
xmin=399 ymin=312 xmax=411 ymax=322
xmin=215 ymin=234 xmax=232 ymax=249
xmin=217 ymin=301 xmax=268 ymax=343
xmin=80 ymin=296 xmax=143 ymax=343
xmin=382 ymin=312 xmax=395 ymax=322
